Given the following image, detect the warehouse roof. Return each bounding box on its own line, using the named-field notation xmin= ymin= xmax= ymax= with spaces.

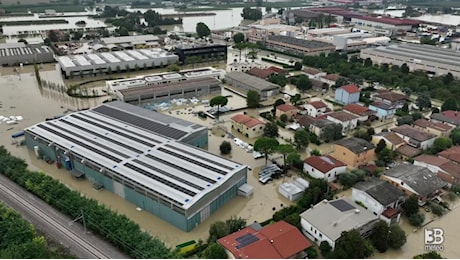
xmin=266 ymin=35 xmax=335 ymax=50
xmin=226 ymin=71 xmax=279 ymax=92
xmin=101 ymin=35 xmax=159 ymax=45
xmin=24 ymin=103 xmax=244 ymax=211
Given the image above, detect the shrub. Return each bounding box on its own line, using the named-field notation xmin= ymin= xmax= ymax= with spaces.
xmin=219 ymin=141 xmax=232 ymax=155
xmin=408 ymin=213 xmax=425 ymax=227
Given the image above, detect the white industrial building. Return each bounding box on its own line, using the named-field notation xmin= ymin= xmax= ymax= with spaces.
xmin=360 ymin=43 xmax=460 ymax=78
xmin=0 ymin=42 xmax=54 ymax=66
xmin=56 ymin=48 xmax=178 ymax=78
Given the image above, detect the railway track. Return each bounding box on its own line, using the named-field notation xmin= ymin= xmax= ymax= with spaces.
xmin=0 ymin=181 xmax=111 ymax=259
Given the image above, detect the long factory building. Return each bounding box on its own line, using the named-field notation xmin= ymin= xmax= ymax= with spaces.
xmin=106 ymin=67 xmax=225 ymax=104
xmin=360 ymin=43 xmax=460 ymax=78
xmin=24 ymin=101 xmax=247 ymax=231
xmin=56 ymin=48 xmax=179 ymax=78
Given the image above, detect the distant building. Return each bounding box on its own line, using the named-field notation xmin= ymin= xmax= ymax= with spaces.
xmin=333 ymin=137 xmax=375 ymax=168
xmin=225 ymin=71 xmax=280 ymax=100
xmin=372 ymin=90 xmax=407 ymax=109
xmin=264 ymin=35 xmax=336 ymax=56
xmin=231 ymin=114 xmax=265 ymax=139
xmin=300 ymin=198 xmax=379 ymax=249
xmin=174 ymin=44 xmax=227 ymax=64
xmin=247 ymin=67 xmax=277 ymax=79
xmin=218 ymin=221 xmax=312 ymax=259
xmin=0 ymin=42 xmax=54 ymax=66
xmin=352 ymin=179 xmax=405 ymax=224
xmin=303 ymin=155 xmax=347 ymax=182
xmin=320 ymin=73 xmax=344 ymax=86
xmin=413 ymin=119 xmax=453 ymax=137
xmin=334 ymin=84 xmax=360 ymax=105
xmin=430 ymin=110 xmax=460 ymax=127
xmin=414 ymin=154 xmax=460 ymax=185
xmin=101 ymin=35 xmax=160 ymax=49
xmin=276 ymin=104 xmax=299 ymax=119
xmin=391 ymin=125 xmax=436 ymax=150
xmin=302 ymin=67 xmax=326 ymax=79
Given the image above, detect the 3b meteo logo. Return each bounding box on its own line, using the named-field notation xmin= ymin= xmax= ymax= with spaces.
xmin=424 ymin=228 xmax=444 ymax=251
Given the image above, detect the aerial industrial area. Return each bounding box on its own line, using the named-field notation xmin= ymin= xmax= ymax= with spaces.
xmin=0 ymin=0 xmax=460 ymax=258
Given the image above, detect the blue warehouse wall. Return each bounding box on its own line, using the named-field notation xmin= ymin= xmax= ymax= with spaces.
xmin=25 ymin=134 xmax=58 ymax=161
xmin=180 ymin=130 xmax=208 ymax=149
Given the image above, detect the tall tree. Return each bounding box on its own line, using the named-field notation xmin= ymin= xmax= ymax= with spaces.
xmin=210 ymin=96 xmax=228 ymax=119
xmin=232 ymin=32 xmax=244 ymax=43
xmin=332 ymin=230 xmax=374 ymax=258
xmin=295 ymin=75 xmax=312 ymax=93
xmin=375 ymin=139 xmax=387 ymax=154
xmin=388 ymin=224 xmax=407 ymax=249
xmin=370 ymin=220 xmax=390 ymax=253
xmin=246 ymin=90 xmax=260 ymax=108
xmin=219 ymin=141 xmax=231 ymax=155
xmin=432 ymin=137 xmax=452 ymax=153
xmin=254 ymin=137 xmax=279 ymax=165
xmin=402 ymin=194 xmax=419 ymax=216
xmin=415 ymin=93 xmax=432 ymax=110
xmin=294 ymin=129 xmax=309 ymax=150
xmin=276 ymin=144 xmax=296 ymax=170
xmin=196 ymin=22 xmax=211 ymax=38
xmin=290 ymin=94 xmax=301 ymax=106
xmin=450 ymin=128 xmax=460 ymax=145
xmin=441 ymin=97 xmax=458 ymax=112
xmin=263 ymin=121 xmax=279 ymax=138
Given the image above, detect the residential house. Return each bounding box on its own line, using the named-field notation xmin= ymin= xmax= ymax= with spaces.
xmin=320 ymin=73 xmax=343 ymax=86
xmin=391 ymin=125 xmax=436 ymax=150
xmin=303 ymin=100 xmax=330 ymax=118
xmin=413 ymin=119 xmax=453 ymax=137
xmin=276 ymin=104 xmax=299 ymax=119
xmin=300 ymin=198 xmax=379 ymax=249
xmin=352 ymin=179 xmax=406 ymax=223
xmin=371 ymin=90 xmax=407 ymax=109
xmin=395 ymin=144 xmax=421 ymax=159
xmin=326 ymin=111 xmax=359 ymax=133
xmin=371 ymin=132 xmax=405 ymax=150
xmin=217 ymin=221 xmax=312 ymax=259
xmin=368 ymin=101 xmax=396 ymax=119
xmin=332 ymin=137 xmax=375 ymax=168
xmin=303 ymin=155 xmax=347 ymax=182
xmin=311 ymin=79 xmax=329 ymax=92
xmin=430 ymin=110 xmax=460 ymax=127
xmin=414 ymin=154 xmax=460 ymax=185
xmin=310 ymin=119 xmax=335 ymax=137
xmin=438 ymin=146 xmax=460 ymax=164
xmin=302 ymin=67 xmax=326 ymax=79
xmin=247 ymin=67 xmax=277 ymax=80
xmin=267 ymin=66 xmax=288 ymax=76
xmin=334 ymin=84 xmax=360 ymax=105
xmin=343 ymin=103 xmax=376 ymax=122
xmin=231 ymin=114 xmax=266 ymax=139
xmin=380 ymin=164 xmax=446 ymax=205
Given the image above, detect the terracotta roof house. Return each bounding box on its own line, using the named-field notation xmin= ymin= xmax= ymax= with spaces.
xmin=372 ymin=90 xmax=407 ymax=109
xmin=437 ymin=162 xmax=460 ymax=185
xmin=380 ymin=164 xmax=446 ymax=205
xmin=343 ymin=103 xmax=376 ymax=122
xmin=300 ymin=198 xmax=379 ymax=250
xmin=352 ymin=178 xmax=406 ymax=224
xmin=303 ymin=155 xmax=347 ymax=182
xmin=332 ymin=137 xmax=375 ymax=168
xmin=247 ymin=67 xmax=277 ymax=79
xmin=326 ymin=111 xmax=359 ymax=133
xmin=295 ymin=114 xmax=315 ymax=128
xmin=320 ymin=73 xmax=343 ymax=86
xmin=335 ymin=84 xmax=360 ymax=105
xmin=396 ymin=144 xmax=421 ymax=159
xmin=303 ymin=100 xmax=330 ymax=117
xmin=430 ymin=110 xmax=460 ymax=127
xmin=311 ymin=79 xmax=329 ymax=91
xmin=372 ymin=132 xmax=405 ymax=150
xmin=217 ymin=221 xmax=312 ymax=259
xmin=231 ymin=114 xmax=266 ymax=139
xmin=276 ymin=104 xmax=299 ymax=119
xmin=414 ymin=154 xmax=460 ymax=185
xmin=438 ymin=146 xmax=460 ymax=164
xmin=267 ymin=66 xmax=288 ymax=75
xmin=413 ymin=118 xmax=453 ymax=137
xmin=391 ymin=125 xmax=437 ymax=149
xmin=302 ymin=67 xmax=326 ymax=79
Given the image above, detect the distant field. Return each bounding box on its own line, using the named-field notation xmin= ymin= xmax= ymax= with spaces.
xmin=0 ymin=0 xmax=85 ymax=13
xmin=0 ymin=0 xmax=54 ymax=5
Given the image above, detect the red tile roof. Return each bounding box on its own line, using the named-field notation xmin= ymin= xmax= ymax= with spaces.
xmin=304 ymin=155 xmax=346 ymax=173
xmin=247 ymin=67 xmax=277 ymax=79
xmin=414 ymin=154 xmax=450 ymax=167
xmin=355 ymin=15 xmax=420 ymax=26
xmin=374 ymin=91 xmax=407 ymax=102
xmin=321 ymin=73 xmax=342 ymax=82
xmin=414 ymin=119 xmax=453 ymax=132
xmin=327 ymin=111 xmax=359 ymax=122
xmin=343 ymin=103 xmax=373 ymax=116
xmin=308 ymin=100 xmax=328 ymax=109
xmin=438 ymin=146 xmax=460 ymax=164
xmin=267 ymin=66 xmax=286 ymax=74
xmin=341 ymin=84 xmax=360 ymax=94
xmin=382 ymin=207 xmax=399 ymax=218
xmin=303 ymin=67 xmax=323 ymax=75
xmin=396 ymin=144 xmax=421 ymax=158
xmin=217 ymin=221 xmax=311 ymax=259
xmin=231 ymin=114 xmax=265 ymax=128
xmin=277 ymin=104 xmax=298 ymax=112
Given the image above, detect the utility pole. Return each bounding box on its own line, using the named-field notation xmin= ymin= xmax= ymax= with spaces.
xmin=69 ymin=209 xmax=87 ymax=234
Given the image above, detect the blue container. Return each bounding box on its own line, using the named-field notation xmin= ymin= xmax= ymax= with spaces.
xmin=64 ymin=157 xmax=72 ymax=171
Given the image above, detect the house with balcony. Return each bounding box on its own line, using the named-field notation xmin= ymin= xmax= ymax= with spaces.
xmin=303 ymin=100 xmax=330 ymax=118
xmin=368 ymin=101 xmax=396 ymax=119
xmin=352 ymin=179 xmax=406 ymax=224
xmin=391 ymin=124 xmax=436 ymax=150
xmin=303 ymin=155 xmax=347 ymax=182
xmin=231 ymin=114 xmax=265 ymax=139
xmin=334 ymin=84 xmax=360 ymax=105
xmin=332 ymin=137 xmax=375 ymax=169
xmin=380 ymin=164 xmax=446 ymax=205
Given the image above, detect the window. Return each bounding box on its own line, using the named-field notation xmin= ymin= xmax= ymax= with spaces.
xmin=319 ymin=233 xmax=322 ymax=238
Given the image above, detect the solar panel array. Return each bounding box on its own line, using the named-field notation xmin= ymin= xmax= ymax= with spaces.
xmin=235 ymin=233 xmax=260 ymax=249
xmin=330 ymin=199 xmax=356 ymax=212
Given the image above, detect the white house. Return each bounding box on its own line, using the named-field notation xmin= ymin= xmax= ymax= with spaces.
xmin=303 ymin=100 xmax=330 ymax=118
xmin=391 ymin=125 xmax=436 ymax=150
xmin=300 ymin=198 xmax=379 ymax=249
xmin=352 ymin=179 xmax=406 ymax=224
xmin=326 ymin=111 xmax=359 ymax=134
xmin=303 ymin=155 xmax=347 ymax=182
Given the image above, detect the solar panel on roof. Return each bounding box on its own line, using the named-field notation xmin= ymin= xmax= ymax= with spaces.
xmin=93 ymin=105 xmax=187 ymax=139
xmin=330 ymin=199 xmax=355 ymax=212
xmin=165 ymin=144 xmax=234 ymax=171
xmin=235 ymin=233 xmax=260 ymax=249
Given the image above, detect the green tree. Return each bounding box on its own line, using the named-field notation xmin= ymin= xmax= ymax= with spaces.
xmin=286 ymin=153 xmax=301 ymax=168
xmin=364 ymin=58 xmax=373 ymax=67
xmin=450 ymin=128 xmax=460 ymax=145
xmin=370 ymin=220 xmax=390 ymax=253
xmin=233 ymin=32 xmax=244 ymax=43
xmin=290 ymin=94 xmax=301 ymax=106
xmin=411 ymin=111 xmax=423 ymax=121
xmin=432 ymin=137 xmax=452 ymax=153
xmin=210 ymin=96 xmax=228 ymax=119
xmin=276 ymin=144 xmax=296 ymax=170
xmin=268 ymin=74 xmax=287 ymax=87
xmin=375 ymin=139 xmax=387 ymax=154
xmin=388 ymin=224 xmax=407 ymax=249
xmin=295 ymin=75 xmax=312 ymax=93
xmin=402 ymin=194 xmax=420 ymax=216
xmin=408 ymin=212 xmax=425 ymax=226
xmin=118 ymin=26 xmax=129 ymax=36
xmin=400 ymin=63 xmax=410 ymax=74
xmin=263 ymin=121 xmax=279 ymax=138
xmin=319 ymin=241 xmax=332 ymax=257
xmin=254 ymin=137 xmax=279 ymax=165
xmin=332 ymin=230 xmax=374 ymax=258
xmin=219 ymin=141 xmax=231 ymax=155
xmin=246 ymin=90 xmax=260 ymax=108
xmin=310 ymin=148 xmax=321 ymax=156
xmin=294 ymin=61 xmax=302 ymax=70
xmin=280 ymin=114 xmax=288 ymax=122
xmin=47 ymin=30 xmax=59 ymax=42
xmin=415 ymin=93 xmax=432 ymax=110
xmin=233 ymin=42 xmax=246 ymax=62
xmin=397 ymin=115 xmax=414 ymax=126
xmin=377 ymin=148 xmax=397 ymax=165
xmin=273 ymin=99 xmax=285 ymax=116
xmin=166 ymin=64 xmax=180 ymax=72
xmin=200 ymin=243 xmax=227 ymax=259
xmin=294 ymin=129 xmax=310 ymax=150
xmin=413 ymin=251 xmax=443 ymax=259
xmin=196 ymin=22 xmax=211 ymax=38
xmin=321 ymin=124 xmax=343 ymax=142
xmin=208 ymin=221 xmax=228 ymax=243
xmin=241 ymin=7 xmax=262 ymax=20
xmin=441 ymin=97 xmax=458 ymax=111
xmin=443 ymin=72 xmax=454 ymax=85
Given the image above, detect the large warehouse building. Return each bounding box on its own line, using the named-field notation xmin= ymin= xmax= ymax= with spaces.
xmin=264 ymin=35 xmax=336 ymax=56
xmin=360 ymin=44 xmax=460 ymax=78
xmin=0 ymin=42 xmax=54 ymax=66
xmin=225 ymin=71 xmax=280 ymax=100
xmin=24 ymin=101 xmax=247 ymax=232
xmin=56 ymin=48 xmax=178 ymax=78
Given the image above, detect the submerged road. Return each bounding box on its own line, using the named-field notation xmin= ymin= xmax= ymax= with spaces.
xmin=0 ymin=174 xmax=129 ymax=259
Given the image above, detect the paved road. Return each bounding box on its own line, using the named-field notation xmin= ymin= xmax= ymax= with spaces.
xmin=0 ymin=174 xmax=129 ymax=259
